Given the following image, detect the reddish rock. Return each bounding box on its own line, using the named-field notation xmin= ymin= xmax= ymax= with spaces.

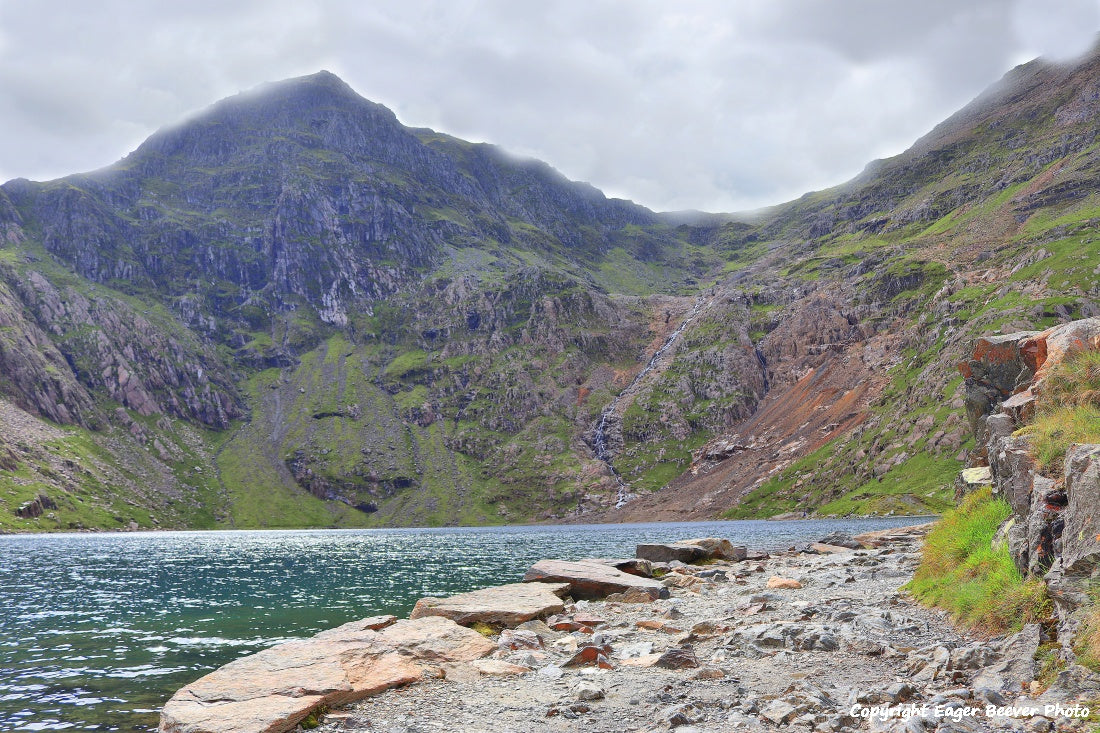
xmin=563 ymin=643 xmax=614 ymax=668
xmin=604 ymin=588 xmax=661 ymax=603
xmin=655 ymin=645 xmax=700 ymax=669
xmin=498 ymin=629 xmax=542 ymax=650
xmin=766 ymin=576 xmax=802 ymax=589
xmin=572 ymin=612 xmax=606 ymax=626
xmin=1022 ymin=318 xmax=1100 ymax=381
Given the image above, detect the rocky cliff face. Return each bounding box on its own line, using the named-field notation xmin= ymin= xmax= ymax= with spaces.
xmin=960 ymin=319 xmax=1100 ymax=648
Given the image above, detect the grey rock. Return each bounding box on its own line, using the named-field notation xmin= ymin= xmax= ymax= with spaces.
xmin=662 ymin=703 xmax=702 ymax=727
xmin=617 ymin=641 xmax=654 ymax=659
xmin=760 ymin=699 xmax=798 ymax=725
xmin=1061 ymin=444 xmax=1100 ymax=575
xmin=636 ymin=543 xmax=706 ymax=564
xmin=1036 ymin=663 xmax=1100 ymax=703
xmin=948 ymin=643 xmax=998 ymax=670
xmin=971 ymin=687 xmax=1005 ymax=706
xmin=573 ymin=681 xmax=604 ymax=701
xmin=1023 ymin=716 xmax=1054 ymax=732
xmin=819 ymin=531 xmax=863 ymax=549
xmin=537 ymin=664 xmax=563 ymax=679
xmin=971 ymin=624 xmax=1039 ymax=692
xmin=885 ymin=682 xmax=916 ymax=703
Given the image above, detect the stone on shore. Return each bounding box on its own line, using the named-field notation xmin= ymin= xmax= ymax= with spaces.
xmin=580 ymin=557 xmax=656 ymax=577
xmin=818 ymin=531 xmax=864 ymax=550
xmin=809 ymin=542 xmax=852 ymax=554
xmin=409 ymin=581 xmax=570 ymax=628
xmin=523 ymin=559 xmax=668 ymax=600
xmin=635 ymin=537 xmax=746 ymax=564
xmin=158 ymin=616 xmax=494 ymax=733
xmin=636 ymin=543 xmax=705 ymax=563
xmin=852 ymin=523 xmax=933 ymax=548
xmin=680 ymin=537 xmax=747 ymax=560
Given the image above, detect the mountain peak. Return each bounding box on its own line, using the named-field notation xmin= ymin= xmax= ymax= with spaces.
xmin=129 ymin=70 xmax=403 ymax=167
xmin=248 ymin=69 xmax=364 ymax=105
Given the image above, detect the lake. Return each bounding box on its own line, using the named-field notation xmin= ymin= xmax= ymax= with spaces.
xmin=0 ymin=517 xmax=929 ymax=731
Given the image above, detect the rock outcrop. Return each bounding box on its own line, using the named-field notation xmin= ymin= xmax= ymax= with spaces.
xmin=960 ymin=318 xmax=1100 ymax=651
xmin=158 ymin=615 xmax=493 ymax=733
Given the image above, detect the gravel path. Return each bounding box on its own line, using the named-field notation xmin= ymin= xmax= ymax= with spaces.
xmin=314 ymin=526 xmax=1090 ymax=733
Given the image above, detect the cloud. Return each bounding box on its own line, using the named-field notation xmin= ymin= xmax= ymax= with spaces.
xmin=0 ymin=0 xmax=1095 ymax=211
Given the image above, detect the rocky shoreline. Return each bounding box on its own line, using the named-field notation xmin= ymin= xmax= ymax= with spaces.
xmin=160 ymin=527 xmax=1097 ymax=733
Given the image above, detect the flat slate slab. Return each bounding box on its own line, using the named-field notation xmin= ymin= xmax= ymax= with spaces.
xmin=636 ymin=537 xmax=747 ymax=563
xmin=523 ymin=559 xmax=668 ymax=600
xmin=410 ymin=581 xmax=571 ymax=627
xmin=158 ymin=616 xmax=494 ymax=733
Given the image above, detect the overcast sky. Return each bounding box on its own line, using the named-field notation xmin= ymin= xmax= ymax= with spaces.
xmin=0 ymin=1 xmax=1097 ymax=212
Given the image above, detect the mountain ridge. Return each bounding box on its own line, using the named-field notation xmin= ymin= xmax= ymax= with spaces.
xmin=1 ymin=51 xmax=1099 ymax=530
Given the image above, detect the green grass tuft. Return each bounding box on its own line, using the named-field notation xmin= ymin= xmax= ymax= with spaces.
xmin=906 ymin=487 xmax=1051 ymax=633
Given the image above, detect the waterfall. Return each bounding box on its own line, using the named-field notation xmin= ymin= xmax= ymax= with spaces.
xmin=591 ymin=297 xmax=707 ymax=508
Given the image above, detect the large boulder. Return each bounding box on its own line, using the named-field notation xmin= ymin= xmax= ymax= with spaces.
xmin=680 ymin=537 xmax=748 ymax=560
xmin=818 ymin=531 xmax=864 ymax=550
xmin=158 ymin=616 xmax=494 ymax=733
xmin=523 ymin=559 xmax=668 ymax=600
xmin=636 ymin=537 xmax=746 ymax=564
xmin=988 ymin=430 xmax=1039 ymax=517
xmin=409 ymin=582 xmax=570 ymax=628
xmin=636 ymin=543 xmax=705 ymax=564
xmin=970 ymin=624 xmax=1040 ymax=693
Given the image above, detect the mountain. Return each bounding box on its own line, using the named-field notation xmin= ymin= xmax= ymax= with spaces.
xmin=0 ymin=71 xmax=733 ymax=529
xmin=1 ymin=50 xmax=1099 ymax=531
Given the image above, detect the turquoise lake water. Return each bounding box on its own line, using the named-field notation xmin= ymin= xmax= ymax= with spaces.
xmin=0 ymin=517 xmax=927 ymax=731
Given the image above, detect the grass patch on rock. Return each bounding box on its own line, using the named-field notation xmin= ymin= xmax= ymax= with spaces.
xmin=1017 ymin=348 xmax=1100 ymax=472
xmin=906 ymin=486 xmax=1051 ymax=633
